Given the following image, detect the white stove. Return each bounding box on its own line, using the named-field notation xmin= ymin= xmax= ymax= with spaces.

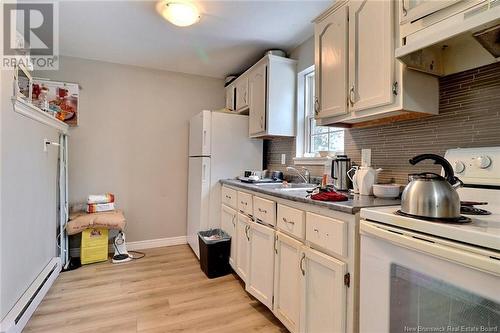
xmin=359 ymin=147 xmax=500 ymax=333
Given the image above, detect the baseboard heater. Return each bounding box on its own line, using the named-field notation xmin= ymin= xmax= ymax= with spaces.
xmin=0 ymin=258 xmax=61 ymax=333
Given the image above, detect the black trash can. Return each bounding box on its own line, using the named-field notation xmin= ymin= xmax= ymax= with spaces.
xmin=198 ymin=229 xmax=231 ymax=279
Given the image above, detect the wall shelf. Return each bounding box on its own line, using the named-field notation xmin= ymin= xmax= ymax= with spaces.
xmin=12 ymin=97 xmax=69 ymax=134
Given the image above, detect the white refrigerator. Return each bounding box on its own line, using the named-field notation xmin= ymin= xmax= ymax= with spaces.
xmin=187 ymin=110 xmax=263 ymax=258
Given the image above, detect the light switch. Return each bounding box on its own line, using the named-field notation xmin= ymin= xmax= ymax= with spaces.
xmin=281 ymin=154 xmax=286 ymax=165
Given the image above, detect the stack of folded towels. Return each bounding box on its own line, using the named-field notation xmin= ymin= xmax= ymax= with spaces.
xmin=87 ymin=193 xmax=116 ymax=213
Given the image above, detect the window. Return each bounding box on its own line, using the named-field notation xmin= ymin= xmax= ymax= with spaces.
xmin=303 ymin=71 xmax=344 ymax=155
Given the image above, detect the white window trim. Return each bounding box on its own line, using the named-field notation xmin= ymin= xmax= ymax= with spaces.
xmin=294 ymin=65 xmax=319 ymax=164
xmin=293 ymin=65 xmax=341 ymax=166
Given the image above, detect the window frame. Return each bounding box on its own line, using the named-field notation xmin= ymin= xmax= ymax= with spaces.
xmin=295 ymin=65 xmax=344 ymax=165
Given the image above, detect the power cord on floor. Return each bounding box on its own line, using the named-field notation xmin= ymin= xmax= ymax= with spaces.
xmin=129 ymin=251 xmax=146 ymax=260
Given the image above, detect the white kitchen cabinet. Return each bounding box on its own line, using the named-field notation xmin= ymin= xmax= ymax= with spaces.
xmin=300 ymin=247 xmax=347 ymax=333
xmin=248 ymin=55 xmax=297 ymax=138
xmin=246 ymin=222 xmax=275 ymax=310
xmin=273 ymin=232 xmax=302 ymax=333
xmin=348 ymin=0 xmax=394 ymax=112
xmin=235 ymin=213 xmax=251 ymax=283
xmin=314 ymin=4 xmax=349 ymax=119
xmin=248 ymin=61 xmax=267 ymax=135
xmin=314 ymin=1 xmax=439 ymax=126
xmin=221 ymin=204 xmax=237 ymax=270
xmin=235 ymin=75 xmax=249 ymax=112
xmin=225 ymin=83 xmax=235 ymax=111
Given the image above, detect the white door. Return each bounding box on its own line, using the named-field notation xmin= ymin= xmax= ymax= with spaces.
xmin=314 ymin=5 xmax=348 ymax=119
xmin=360 ymin=221 xmax=500 ymax=332
xmin=189 ymin=110 xmax=211 ymax=157
xmin=349 ymin=0 xmax=394 ymax=112
xmin=273 ymin=231 xmax=302 ymax=333
xmin=221 ymin=204 xmax=237 ymax=269
xmin=187 ymin=157 xmax=211 ymax=259
xmin=248 ymin=62 xmax=267 ymax=136
xmin=300 ymin=247 xmax=347 ymax=333
xmin=247 ymin=222 xmax=275 ymax=310
xmin=235 ymin=76 xmax=249 ymax=111
xmin=235 ymin=213 xmax=251 ymax=282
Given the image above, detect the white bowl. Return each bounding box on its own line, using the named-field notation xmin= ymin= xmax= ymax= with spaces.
xmin=318 ymin=150 xmax=335 ymax=158
xmin=373 ymin=184 xmax=401 ymax=198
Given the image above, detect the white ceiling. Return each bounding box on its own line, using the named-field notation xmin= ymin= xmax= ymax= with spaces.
xmin=58 ymin=1 xmax=331 ymax=78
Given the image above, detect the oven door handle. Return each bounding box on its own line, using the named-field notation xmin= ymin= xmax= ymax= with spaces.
xmin=360 ymin=221 xmax=500 ymax=276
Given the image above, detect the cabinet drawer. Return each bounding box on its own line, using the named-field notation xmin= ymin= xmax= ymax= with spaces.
xmin=306 ymin=212 xmax=347 ymax=257
xmin=221 ymin=186 xmax=237 ymax=209
xmin=277 ymin=204 xmax=305 ymax=240
xmin=253 ymin=196 xmax=276 ymax=226
xmin=238 ymin=191 xmax=253 ymax=216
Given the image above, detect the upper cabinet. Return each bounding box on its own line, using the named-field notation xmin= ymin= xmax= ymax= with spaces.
xmin=314 ymin=5 xmax=349 ymax=119
xmin=235 ymin=76 xmax=249 ymax=112
xmin=225 ymin=83 xmax=235 ymax=111
xmin=314 ymin=0 xmax=439 ymax=126
xmin=225 ymin=55 xmax=297 ymax=138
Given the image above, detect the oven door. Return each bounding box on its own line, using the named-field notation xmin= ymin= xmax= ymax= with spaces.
xmin=360 ymin=221 xmax=500 ymax=332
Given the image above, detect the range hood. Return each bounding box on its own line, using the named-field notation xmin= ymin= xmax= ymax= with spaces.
xmin=396 ymin=1 xmax=500 ymax=76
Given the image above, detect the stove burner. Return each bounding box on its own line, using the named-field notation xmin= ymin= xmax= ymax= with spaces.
xmin=460 ymin=205 xmax=492 ymax=216
xmin=395 ymin=210 xmax=472 ymax=224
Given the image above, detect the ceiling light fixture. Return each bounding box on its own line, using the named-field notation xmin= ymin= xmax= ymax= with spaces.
xmin=159 ymin=1 xmax=200 ymax=27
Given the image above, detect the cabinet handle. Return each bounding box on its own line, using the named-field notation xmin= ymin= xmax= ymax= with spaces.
xmin=300 ymin=253 xmax=305 ymax=276
xmin=241 ymin=201 xmax=247 ymax=206
xmin=314 ymin=97 xmax=320 ymax=116
xmin=313 ymin=228 xmax=319 ymax=232
xmin=349 ymin=84 xmax=355 ymax=106
xmin=392 ymin=81 xmax=399 ymax=96
xmin=231 ymin=214 xmax=236 ymax=227
xmin=258 ymin=208 xmax=267 ymax=214
xmin=274 ymin=234 xmax=278 ymax=255
xmin=226 ymin=195 xmax=232 ymax=199
xmin=282 ymin=217 xmax=295 ymax=225
xmin=401 ymin=0 xmax=407 ymax=16
xmin=245 ymin=224 xmax=250 ymax=241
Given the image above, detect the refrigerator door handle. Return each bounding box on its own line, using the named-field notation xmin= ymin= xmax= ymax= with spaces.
xmin=203 ymin=129 xmax=207 ymax=151
xmin=202 ymin=162 xmax=207 ymax=182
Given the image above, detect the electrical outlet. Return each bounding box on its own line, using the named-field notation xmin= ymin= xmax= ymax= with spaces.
xmin=281 ymin=154 xmax=286 ymax=165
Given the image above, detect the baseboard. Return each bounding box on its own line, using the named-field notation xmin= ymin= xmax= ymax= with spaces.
xmin=0 ymin=257 xmax=61 ymax=333
xmin=127 ymin=236 xmax=188 ymax=251
xmin=69 ymin=235 xmax=187 ymax=257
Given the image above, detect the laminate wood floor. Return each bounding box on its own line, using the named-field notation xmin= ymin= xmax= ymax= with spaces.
xmin=24 ymin=245 xmax=287 ymax=333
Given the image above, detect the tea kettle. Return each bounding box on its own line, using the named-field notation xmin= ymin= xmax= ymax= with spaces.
xmin=401 ymin=154 xmax=463 ymax=219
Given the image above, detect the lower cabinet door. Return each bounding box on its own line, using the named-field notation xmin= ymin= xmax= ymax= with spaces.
xmin=221 ymin=204 xmax=237 ymax=270
xmin=273 ymin=232 xmax=302 ymax=333
xmin=235 ymin=213 xmax=251 ymax=283
xmin=300 ymin=247 xmax=347 ymax=333
xmin=246 ymin=222 xmax=275 ymax=310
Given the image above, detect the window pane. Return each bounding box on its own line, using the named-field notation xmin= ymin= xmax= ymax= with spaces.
xmin=329 ymin=130 xmax=344 ymax=152
xmin=311 ymin=134 xmax=329 ymax=152
xmin=311 ymin=118 xmax=328 ymax=134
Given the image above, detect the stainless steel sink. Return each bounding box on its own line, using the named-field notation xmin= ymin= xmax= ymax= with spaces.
xmin=255 ymin=183 xmax=317 ymax=191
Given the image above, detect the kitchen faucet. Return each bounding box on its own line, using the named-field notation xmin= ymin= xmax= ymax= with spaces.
xmin=286 ymin=166 xmax=311 ymax=183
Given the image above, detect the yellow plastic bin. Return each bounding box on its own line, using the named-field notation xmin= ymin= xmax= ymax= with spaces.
xmin=81 ymin=228 xmax=109 ymax=265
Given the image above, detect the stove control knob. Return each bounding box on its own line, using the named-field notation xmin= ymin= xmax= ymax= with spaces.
xmin=474 ymin=156 xmax=491 ymax=169
xmin=453 ymin=161 xmax=465 ymax=174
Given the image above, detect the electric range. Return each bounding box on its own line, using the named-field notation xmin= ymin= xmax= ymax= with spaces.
xmin=359 ymin=147 xmax=500 ymax=332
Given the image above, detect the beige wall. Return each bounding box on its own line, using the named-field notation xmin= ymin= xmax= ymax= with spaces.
xmin=1 ymin=70 xmax=60 ymax=319
xmin=37 ymin=56 xmax=224 ymax=242
xmin=290 ymin=36 xmax=314 ymax=73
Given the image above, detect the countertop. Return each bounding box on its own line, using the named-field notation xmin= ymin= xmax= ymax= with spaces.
xmin=220 ymin=179 xmax=401 ymax=214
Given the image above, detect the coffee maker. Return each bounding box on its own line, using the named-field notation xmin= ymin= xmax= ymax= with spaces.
xmin=331 ymin=155 xmax=352 ymax=191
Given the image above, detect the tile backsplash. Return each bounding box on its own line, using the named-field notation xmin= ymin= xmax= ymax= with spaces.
xmin=264 ymin=62 xmax=500 ymax=184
